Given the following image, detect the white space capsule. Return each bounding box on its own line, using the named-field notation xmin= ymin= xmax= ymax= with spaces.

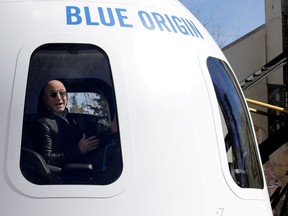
xmin=0 ymin=0 xmax=273 ymax=215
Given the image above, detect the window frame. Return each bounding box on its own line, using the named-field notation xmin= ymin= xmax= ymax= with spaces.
xmin=6 ymin=39 xmax=134 ymax=198
xmin=197 ymin=49 xmax=268 ymax=200
xmin=207 ymin=57 xmax=264 ymax=189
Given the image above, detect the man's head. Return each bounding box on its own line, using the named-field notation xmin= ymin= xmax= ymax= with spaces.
xmin=43 ymin=80 xmax=67 ymax=113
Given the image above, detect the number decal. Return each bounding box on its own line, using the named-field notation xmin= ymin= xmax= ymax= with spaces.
xmin=216 ymin=208 xmax=224 ymax=216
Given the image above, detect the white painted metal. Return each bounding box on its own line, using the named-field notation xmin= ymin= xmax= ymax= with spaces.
xmin=0 ymin=0 xmax=273 ymax=215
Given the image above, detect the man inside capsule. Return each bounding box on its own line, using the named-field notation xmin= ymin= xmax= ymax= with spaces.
xmin=27 ymin=79 xmax=122 ymax=184
xmin=31 ymin=80 xmax=100 ymax=167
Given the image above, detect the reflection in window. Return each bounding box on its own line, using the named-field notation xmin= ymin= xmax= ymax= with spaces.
xmin=20 ymin=44 xmax=122 ymax=185
xmin=67 ymin=92 xmax=111 ymax=131
xmin=207 ymin=57 xmax=263 ymax=188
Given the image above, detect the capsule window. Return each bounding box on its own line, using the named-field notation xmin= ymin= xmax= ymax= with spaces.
xmin=207 ymin=57 xmax=264 ymax=189
xmin=20 ymin=44 xmax=122 ymax=185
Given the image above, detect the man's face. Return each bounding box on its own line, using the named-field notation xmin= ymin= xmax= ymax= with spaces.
xmin=44 ymin=80 xmax=67 ymax=113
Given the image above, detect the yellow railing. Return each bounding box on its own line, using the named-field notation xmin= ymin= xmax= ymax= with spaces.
xmin=246 ymin=98 xmax=288 ymax=114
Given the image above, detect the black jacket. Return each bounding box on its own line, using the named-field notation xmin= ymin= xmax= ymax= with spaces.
xmin=31 ymin=107 xmax=83 ymax=166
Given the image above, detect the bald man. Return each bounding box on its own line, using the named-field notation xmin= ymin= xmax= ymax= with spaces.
xmin=31 ymin=80 xmax=100 ymax=166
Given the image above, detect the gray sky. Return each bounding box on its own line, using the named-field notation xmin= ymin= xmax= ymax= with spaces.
xmin=179 ymin=0 xmax=265 ymax=47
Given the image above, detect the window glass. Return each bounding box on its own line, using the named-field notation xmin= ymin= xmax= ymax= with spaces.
xmin=20 ymin=44 xmax=122 ymax=185
xmin=67 ymin=92 xmax=111 ymax=132
xmin=207 ymin=57 xmax=263 ymax=189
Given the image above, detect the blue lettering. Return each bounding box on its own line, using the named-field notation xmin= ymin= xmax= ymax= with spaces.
xmin=116 ymin=8 xmax=133 ymax=27
xmin=136 ymin=10 xmax=204 ymax=39
xmin=84 ymin=7 xmax=99 ymax=25
xmin=66 ymin=6 xmax=82 ymax=25
xmin=66 ymin=6 xmax=134 ymax=28
xmin=184 ymin=19 xmax=204 ymax=39
xmin=138 ymin=11 xmax=155 ymax=30
xmin=172 ymin=16 xmax=189 ymax=35
xmin=98 ymin=7 xmax=115 ymax=26
xmin=164 ymin=14 xmax=177 ymax=33
xmin=151 ymin=12 xmax=171 ymax=32
xmin=180 ymin=18 xmax=194 ymax=36
xmin=65 ymin=6 xmax=204 ymax=40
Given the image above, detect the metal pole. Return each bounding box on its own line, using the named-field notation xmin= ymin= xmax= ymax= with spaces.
xmin=246 ymin=98 xmax=288 ymax=113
